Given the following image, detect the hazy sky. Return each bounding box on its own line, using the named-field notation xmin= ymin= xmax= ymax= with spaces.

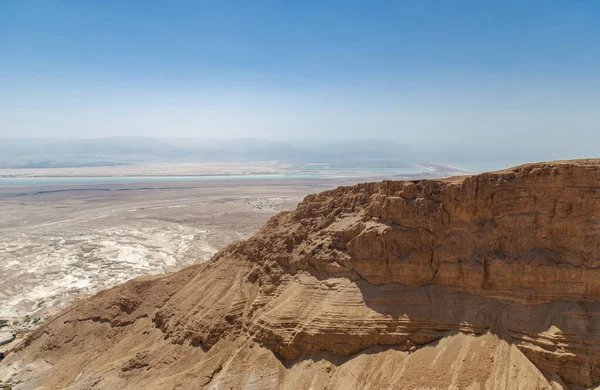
xmin=1 ymin=1 xmax=599 ymax=154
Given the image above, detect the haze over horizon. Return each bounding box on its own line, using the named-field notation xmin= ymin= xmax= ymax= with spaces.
xmin=1 ymin=1 xmax=599 ymax=160
xmin=3 ymin=4 xmax=600 ymax=388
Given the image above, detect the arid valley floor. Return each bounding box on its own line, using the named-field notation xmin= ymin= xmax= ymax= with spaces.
xmin=2 ymin=160 xmax=599 ymax=389
xmin=0 ymin=178 xmax=339 ymax=324
xmin=0 ymin=161 xmax=469 ymax=327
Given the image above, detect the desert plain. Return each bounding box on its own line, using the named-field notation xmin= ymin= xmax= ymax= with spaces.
xmin=0 ymin=162 xmax=467 ymax=329
xmin=0 ymin=178 xmax=338 ymax=323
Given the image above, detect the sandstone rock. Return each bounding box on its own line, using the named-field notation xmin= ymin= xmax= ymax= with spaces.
xmin=2 ymin=159 xmax=599 ymax=389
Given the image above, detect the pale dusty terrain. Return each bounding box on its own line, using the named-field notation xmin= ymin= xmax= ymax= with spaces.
xmin=2 ymin=160 xmax=599 ymax=389
xmin=0 ymin=179 xmax=338 ymax=322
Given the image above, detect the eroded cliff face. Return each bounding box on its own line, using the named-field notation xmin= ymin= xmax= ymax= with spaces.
xmin=2 ymin=160 xmax=600 ymax=389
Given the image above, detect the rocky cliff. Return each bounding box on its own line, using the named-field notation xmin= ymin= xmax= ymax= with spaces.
xmin=2 ymin=159 xmax=600 ymax=389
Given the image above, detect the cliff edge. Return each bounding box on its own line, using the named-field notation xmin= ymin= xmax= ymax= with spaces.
xmin=2 ymin=159 xmax=599 ymax=389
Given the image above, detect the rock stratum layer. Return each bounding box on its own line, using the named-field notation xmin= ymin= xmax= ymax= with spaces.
xmin=2 ymin=159 xmax=600 ymax=389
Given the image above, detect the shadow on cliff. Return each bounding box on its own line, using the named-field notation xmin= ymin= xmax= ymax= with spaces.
xmin=274 ymin=268 xmax=599 ymax=387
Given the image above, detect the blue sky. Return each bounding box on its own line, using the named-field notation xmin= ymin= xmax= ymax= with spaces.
xmin=1 ymin=0 xmax=599 ymax=156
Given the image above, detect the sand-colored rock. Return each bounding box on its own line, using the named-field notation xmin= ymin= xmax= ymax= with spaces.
xmin=2 ymin=159 xmax=600 ymax=389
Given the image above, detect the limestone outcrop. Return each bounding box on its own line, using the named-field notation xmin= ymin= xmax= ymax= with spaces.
xmin=2 ymin=159 xmax=599 ymax=389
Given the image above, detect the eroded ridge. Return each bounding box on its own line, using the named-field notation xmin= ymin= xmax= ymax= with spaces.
xmin=3 ymin=159 xmax=600 ymax=389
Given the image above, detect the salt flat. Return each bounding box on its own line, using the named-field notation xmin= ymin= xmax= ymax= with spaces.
xmin=0 ymin=161 xmax=289 ymax=178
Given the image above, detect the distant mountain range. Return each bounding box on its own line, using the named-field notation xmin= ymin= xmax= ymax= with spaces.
xmin=0 ymin=137 xmax=414 ymax=169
